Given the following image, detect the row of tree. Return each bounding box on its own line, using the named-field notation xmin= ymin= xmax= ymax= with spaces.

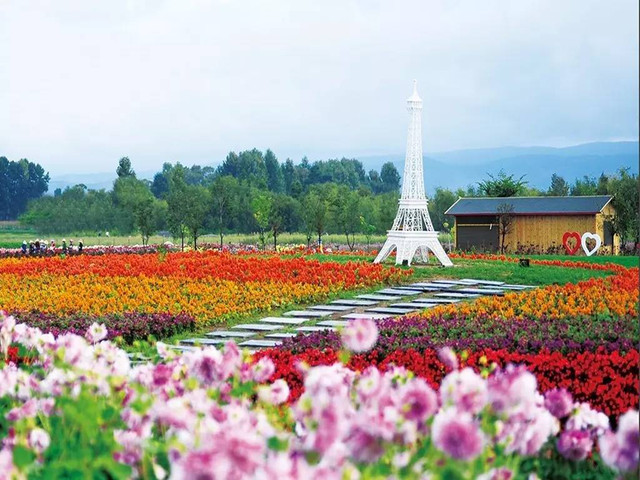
xmin=14 ymin=150 xmax=639 ymax=250
xmin=0 ymin=157 xmax=50 ymax=220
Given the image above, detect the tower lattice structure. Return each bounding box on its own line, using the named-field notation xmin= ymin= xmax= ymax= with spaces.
xmin=374 ymin=81 xmax=453 ymax=267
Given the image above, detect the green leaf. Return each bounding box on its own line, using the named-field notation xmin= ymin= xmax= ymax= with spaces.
xmin=13 ymin=444 xmax=36 ymax=469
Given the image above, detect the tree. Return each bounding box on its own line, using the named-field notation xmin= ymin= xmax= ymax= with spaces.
xmin=209 ymin=176 xmax=238 ymax=248
xmin=547 ymin=174 xmax=569 ymax=196
xmin=478 ymin=170 xmax=528 ymax=197
xmin=496 ymin=202 xmax=515 ymax=254
xmin=281 ymin=159 xmax=296 ymax=195
xmin=428 ymin=187 xmax=457 ymax=231
xmin=167 ymin=166 xmax=190 ymax=250
xmin=332 ymin=188 xmax=362 ymax=250
xmin=183 ymin=185 xmax=211 ymax=249
xmin=380 ymin=162 xmax=401 ymax=193
xmin=0 ymin=157 xmax=50 ymax=220
xmin=264 ymin=149 xmax=284 ymax=193
xmin=112 ymin=175 xmax=157 ymax=245
xmin=116 ymin=157 xmax=135 ymax=178
xmin=251 ymin=193 xmax=272 ymax=249
xmin=302 ymin=191 xmax=328 ymax=246
xmin=570 ymin=176 xmax=597 ymax=196
xmin=607 ymin=168 xmax=639 ymax=245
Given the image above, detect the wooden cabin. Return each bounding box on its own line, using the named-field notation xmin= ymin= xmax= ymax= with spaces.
xmin=445 ymin=195 xmax=619 ymax=254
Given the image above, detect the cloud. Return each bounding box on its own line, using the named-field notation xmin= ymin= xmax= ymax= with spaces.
xmin=1 ymin=0 xmax=637 ymax=174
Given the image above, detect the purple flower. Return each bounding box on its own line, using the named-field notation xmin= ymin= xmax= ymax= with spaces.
xmin=544 ymin=388 xmax=574 ymax=419
xmin=557 ymin=429 xmax=593 ymax=461
xmin=85 ymin=322 xmax=107 ymax=343
xmin=477 ymin=468 xmax=514 ymax=480
xmin=438 ymin=346 xmax=459 ymax=371
xmin=440 ymin=368 xmax=488 ymax=415
xmin=341 ymin=318 xmax=378 ymax=353
xmin=431 ymin=409 xmax=485 ymax=461
xmin=28 ymin=428 xmax=51 ymax=454
xmin=399 ymin=378 xmax=438 ymax=423
xmin=599 ymin=409 xmax=639 ymax=473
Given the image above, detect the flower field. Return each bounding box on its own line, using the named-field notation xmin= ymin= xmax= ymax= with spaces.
xmin=266 ymin=256 xmax=639 ymax=419
xmin=0 ymin=252 xmax=409 ymax=333
xmin=0 ymin=313 xmax=637 ymax=479
xmin=0 ymin=250 xmax=638 ymax=478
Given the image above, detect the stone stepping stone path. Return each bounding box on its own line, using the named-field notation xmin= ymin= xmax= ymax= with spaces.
xmin=168 ymin=345 xmax=196 ymax=352
xmin=233 ymin=323 xmax=285 ymax=331
xmin=331 ymin=299 xmax=377 ymax=306
xmin=392 ymin=286 xmax=430 ymax=293
xmin=342 ymin=312 xmax=392 ymax=320
xmin=367 ymin=307 xmax=416 ymax=314
xmin=309 ymin=305 xmax=354 ymax=312
xmin=173 ymin=277 xmax=536 ymax=353
xmin=434 ymin=292 xmax=480 ymax=299
xmin=206 ymin=330 xmax=256 ymax=338
xmin=390 ymin=302 xmax=433 ymax=309
xmin=259 ymin=316 xmax=309 ymax=325
xmin=317 ymin=320 xmax=349 ymax=327
xmin=297 ymin=325 xmax=336 ymax=332
xmin=284 ymin=310 xmax=333 ymax=317
xmin=410 ymin=282 xmax=448 ymax=289
xmin=356 ymin=294 xmax=402 ymax=301
xmin=377 ymin=288 xmax=421 ymax=296
xmin=181 ymin=337 xmax=228 ymax=346
xmin=265 ymin=332 xmax=298 ymax=339
xmin=457 ymin=288 xmax=505 ymax=296
xmin=413 ymin=297 xmax=460 ymax=304
xmin=239 ymin=339 xmax=282 ymax=348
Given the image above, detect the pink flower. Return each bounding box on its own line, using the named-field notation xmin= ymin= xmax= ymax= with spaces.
xmin=86 ymin=322 xmax=108 ymax=343
xmin=437 ymin=347 xmax=458 ymax=371
xmin=440 ymin=368 xmax=488 ymax=415
xmin=431 ymin=409 xmax=485 ymax=461
xmin=566 ymin=403 xmax=609 ymax=438
xmin=598 ymin=409 xmax=639 ymax=472
xmin=399 ymin=378 xmax=438 ymax=424
xmin=544 ymin=388 xmax=573 ymax=419
xmin=477 ymin=468 xmax=514 ymax=480
xmin=557 ymin=430 xmax=593 ymax=461
xmin=341 ymin=318 xmax=378 ymax=353
xmin=28 ymin=428 xmax=51 ymax=454
xmin=487 ymin=365 xmax=537 ymax=415
xmin=258 ymin=379 xmax=290 ymax=405
xmin=0 ymin=447 xmax=17 ymax=478
xmin=251 ymin=357 xmax=276 ymax=383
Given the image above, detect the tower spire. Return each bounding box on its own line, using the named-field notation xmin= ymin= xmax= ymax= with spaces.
xmin=374 ymin=82 xmax=453 ymax=267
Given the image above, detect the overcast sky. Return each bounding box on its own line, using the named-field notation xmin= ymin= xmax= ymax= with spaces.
xmin=1 ymin=0 xmax=638 ymax=175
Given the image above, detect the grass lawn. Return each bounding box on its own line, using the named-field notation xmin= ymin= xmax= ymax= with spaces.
xmin=0 ymin=229 xmax=454 ymax=249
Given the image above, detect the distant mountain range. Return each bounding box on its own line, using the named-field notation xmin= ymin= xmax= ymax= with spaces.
xmin=359 ymin=141 xmax=639 ymax=192
xmin=47 ymin=141 xmax=638 ymax=194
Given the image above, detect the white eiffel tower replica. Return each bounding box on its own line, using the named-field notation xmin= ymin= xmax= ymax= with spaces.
xmin=374 ymin=81 xmax=453 ymax=267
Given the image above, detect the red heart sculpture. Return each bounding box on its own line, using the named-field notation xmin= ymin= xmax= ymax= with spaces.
xmin=562 ymin=231 xmax=581 ymax=255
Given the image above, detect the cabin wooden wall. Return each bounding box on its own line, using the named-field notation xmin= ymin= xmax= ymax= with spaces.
xmin=506 ymin=215 xmax=596 ymax=252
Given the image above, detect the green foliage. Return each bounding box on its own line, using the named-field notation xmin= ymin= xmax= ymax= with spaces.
xmin=251 ymin=192 xmax=273 ymax=249
xmin=116 ymin=157 xmax=135 ymax=178
xmin=0 ymin=156 xmax=50 ymax=220
xmin=478 ymin=170 xmax=528 ymax=197
xmin=548 ymin=173 xmax=570 ymax=196
xmin=428 ymin=187 xmax=457 ymax=231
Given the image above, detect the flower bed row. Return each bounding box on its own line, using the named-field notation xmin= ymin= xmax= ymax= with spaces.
xmin=0 ymin=314 xmax=637 ymax=479
xmin=422 ymin=266 xmax=638 ymax=321
xmin=256 ymin=347 xmax=639 ymax=419
xmin=279 ymin=313 xmax=639 ymax=354
xmin=7 ymin=312 xmax=196 ymax=344
xmin=0 ymin=253 xmax=410 ymax=324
